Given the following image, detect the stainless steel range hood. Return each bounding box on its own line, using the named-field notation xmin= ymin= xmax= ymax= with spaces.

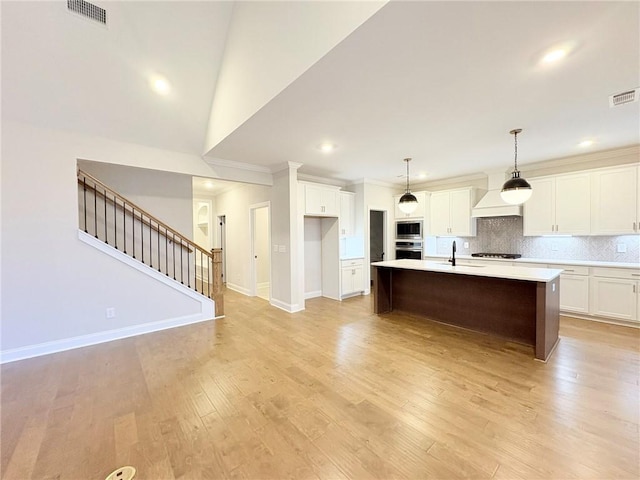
xmin=471 ymin=172 xmax=523 ymax=218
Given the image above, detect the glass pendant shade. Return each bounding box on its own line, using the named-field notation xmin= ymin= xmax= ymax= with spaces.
xmin=501 ymin=128 xmax=532 ymax=205
xmin=501 ymin=172 xmax=532 ymax=205
xmin=399 ymin=192 xmax=418 ymax=213
xmin=398 ymin=157 xmax=418 ymax=214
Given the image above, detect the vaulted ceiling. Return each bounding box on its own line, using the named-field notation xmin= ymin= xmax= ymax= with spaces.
xmin=3 ymin=1 xmax=639 ymax=185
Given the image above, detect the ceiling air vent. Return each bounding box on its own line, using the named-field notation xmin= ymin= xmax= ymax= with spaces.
xmin=67 ymin=0 xmax=106 ymax=25
xmin=609 ymin=88 xmax=640 ymax=107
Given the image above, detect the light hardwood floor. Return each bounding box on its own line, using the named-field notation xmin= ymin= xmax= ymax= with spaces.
xmin=1 ymin=290 xmax=639 ymax=479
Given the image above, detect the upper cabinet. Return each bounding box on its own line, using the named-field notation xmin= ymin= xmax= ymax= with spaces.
xmin=524 ymin=172 xmax=591 ymax=236
xmin=339 ymin=191 xmax=356 ymax=237
xmin=394 ymin=191 xmax=427 ymax=219
xmin=591 ymin=165 xmax=638 ymax=235
xmin=303 ymin=183 xmax=339 ymax=216
xmin=429 ymin=188 xmax=477 ymax=236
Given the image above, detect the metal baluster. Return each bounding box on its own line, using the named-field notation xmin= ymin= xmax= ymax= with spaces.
xmin=165 ymin=227 xmax=168 ymax=276
xmin=94 ymin=183 xmax=98 ymax=238
xmin=180 ymin=238 xmax=184 ymax=284
xmin=123 ymin=201 xmax=127 ymax=254
xmin=132 ymin=207 xmax=136 ymax=258
xmin=199 ymin=251 xmax=203 ymax=293
xmin=83 ymin=176 xmax=88 ymax=233
xmin=172 ymin=233 xmax=176 ymax=280
xmin=141 ymin=213 xmax=144 ymax=264
xmin=187 ymin=244 xmax=190 ymax=287
xmin=157 ymin=223 xmax=161 ymax=272
xmin=208 ymin=254 xmax=211 ymax=298
xmin=104 ymin=187 xmax=108 ymax=244
xmin=114 ymin=194 xmax=117 ymax=249
xmin=149 ymin=218 xmax=153 ymax=268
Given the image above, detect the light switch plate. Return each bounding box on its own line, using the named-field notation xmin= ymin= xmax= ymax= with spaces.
xmin=617 ymin=243 xmax=627 ymax=253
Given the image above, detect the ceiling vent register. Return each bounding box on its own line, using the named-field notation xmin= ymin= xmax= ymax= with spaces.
xmin=609 ymin=88 xmax=639 ymax=107
xmin=67 ymin=0 xmax=106 ymax=25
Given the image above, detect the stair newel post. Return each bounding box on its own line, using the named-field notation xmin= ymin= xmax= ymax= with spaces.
xmin=211 ymin=248 xmax=224 ymax=317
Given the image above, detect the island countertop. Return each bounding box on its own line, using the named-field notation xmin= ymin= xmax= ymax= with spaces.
xmin=371 ymin=259 xmax=563 ymax=283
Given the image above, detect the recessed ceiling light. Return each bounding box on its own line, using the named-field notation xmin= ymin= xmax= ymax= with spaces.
xmin=578 ymin=140 xmax=594 ymax=148
xmin=418 ymin=172 xmax=427 ymax=179
xmin=542 ymin=48 xmax=568 ymax=63
xmin=150 ymin=75 xmax=171 ymax=95
xmin=539 ymin=42 xmax=576 ymax=65
xmin=204 ymin=181 xmax=214 ymax=189
xmin=317 ymin=142 xmax=336 ymax=153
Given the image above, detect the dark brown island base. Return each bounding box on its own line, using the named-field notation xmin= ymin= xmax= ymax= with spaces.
xmin=372 ymin=259 xmax=563 ymax=362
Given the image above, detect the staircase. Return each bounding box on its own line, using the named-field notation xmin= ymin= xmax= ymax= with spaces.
xmin=77 ymin=169 xmax=223 ymax=315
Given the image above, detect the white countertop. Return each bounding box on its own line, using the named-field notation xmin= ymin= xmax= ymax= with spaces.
xmin=372 ymin=259 xmax=562 ymax=282
xmin=423 ymin=254 xmax=640 ymax=270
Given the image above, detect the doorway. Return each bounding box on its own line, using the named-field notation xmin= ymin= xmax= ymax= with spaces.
xmin=217 ymin=215 xmax=226 ymax=285
xmin=369 ymin=209 xmax=386 ymax=285
xmin=251 ymin=203 xmax=271 ymax=301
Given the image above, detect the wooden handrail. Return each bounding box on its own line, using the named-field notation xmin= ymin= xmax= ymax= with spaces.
xmin=78 ymin=169 xmax=212 ymax=259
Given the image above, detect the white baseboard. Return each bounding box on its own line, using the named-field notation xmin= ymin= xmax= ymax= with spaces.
xmin=257 ymin=281 xmax=270 ymax=290
xmin=1 ymin=312 xmax=215 ymax=364
xmin=270 ymin=298 xmax=304 ymax=313
xmin=305 ymin=290 xmax=322 ymax=299
xmin=226 ymin=282 xmax=252 ymax=296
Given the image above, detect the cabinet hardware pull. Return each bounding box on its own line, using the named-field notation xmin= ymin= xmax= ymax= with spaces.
xmin=634 ymin=222 xmax=637 ymax=231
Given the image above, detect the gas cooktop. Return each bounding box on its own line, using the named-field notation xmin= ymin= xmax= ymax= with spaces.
xmin=471 ymin=253 xmax=522 ymax=259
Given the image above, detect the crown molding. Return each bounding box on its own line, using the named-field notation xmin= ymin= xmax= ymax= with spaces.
xmin=297 ymin=173 xmax=347 ymax=187
xmin=204 ymin=157 xmax=272 ymax=174
xmin=349 ymin=178 xmax=398 ymax=188
xmin=271 ymin=161 xmax=303 ymax=173
xmin=417 ymin=172 xmax=487 ymax=190
xmin=521 ymin=144 xmax=640 ymax=173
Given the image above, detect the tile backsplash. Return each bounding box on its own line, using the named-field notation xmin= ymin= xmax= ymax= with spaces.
xmin=435 ymin=216 xmax=640 ymax=263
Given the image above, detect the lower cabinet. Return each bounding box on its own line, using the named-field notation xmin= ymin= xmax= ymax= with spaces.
xmin=548 ymin=264 xmax=590 ymax=314
xmin=590 ymin=269 xmax=638 ymax=322
xmin=341 ymin=258 xmax=364 ymax=297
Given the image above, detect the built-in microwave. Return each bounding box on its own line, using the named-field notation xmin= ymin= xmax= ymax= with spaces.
xmin=396 ymin=220 xmax=423 ymax=240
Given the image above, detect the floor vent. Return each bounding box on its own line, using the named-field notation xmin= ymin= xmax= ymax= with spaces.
xmin=609 ymin=88 xmax=639 ymax=107
xmin=67 ymin=0 xmax=107 ymax=25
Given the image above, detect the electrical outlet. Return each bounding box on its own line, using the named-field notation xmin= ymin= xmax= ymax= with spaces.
xmin=551 ymin=242 xmax=559 ymax=251
xmin=464 ymin=242 xmax=469 ymax=249
xmin=617 ymin=243 xmax=627 ymax=253
xmin=105 ymin=307 xmax=116 ymax=319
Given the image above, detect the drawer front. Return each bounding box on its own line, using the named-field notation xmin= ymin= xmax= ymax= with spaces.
xmin=592 ymin=267 xmax=640 ymax=280
xmin=548 ymin=264 xmax=590 ymax=276
xmin=341 ymin=259 xmax=363 ymax=268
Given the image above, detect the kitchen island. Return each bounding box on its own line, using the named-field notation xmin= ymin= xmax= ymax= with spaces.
xmin=372 ymin=259 xmax=563 ymax=361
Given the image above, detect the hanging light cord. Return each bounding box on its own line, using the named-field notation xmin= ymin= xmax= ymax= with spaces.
xmin=513 ymin=131 xmax=519 ymax=172
xmin=405 ymin=159 xmax=410 ymax=193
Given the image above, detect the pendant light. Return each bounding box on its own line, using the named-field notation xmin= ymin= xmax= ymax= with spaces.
xmin=501 ymin=128 xmax=532 ymax=205
xmin=398 ymin=157 xmax=418 ymax=214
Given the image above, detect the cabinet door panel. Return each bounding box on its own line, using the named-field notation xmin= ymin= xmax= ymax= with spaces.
xmin=430 ymin=192 xmax=450 ymax=235
xmin=322 ymin=189 xmax=338 ymax=216
xmin=341 ymin=268 xmax=353 ymax=295
xmin=590 ymin=277 xmax=637 ymax=321
xmin=524 ymin=178 xmax=555 ymax=236
xmin=555 ymin=173 xmax=591 ymax=235
xmin=450 ymin=189 xmax=473 ymax=236
xmin=305 ymin=185 xmax=323 ymax=215
xmin=559 ymin=275 xmax=589 ymax=314
xmin=352 ymin=266 xmax=364 ymax=292
xmin=591 ymin=166 xmax=637 ymax=235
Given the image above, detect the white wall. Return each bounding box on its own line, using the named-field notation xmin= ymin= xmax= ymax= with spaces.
xmin=303 ymin=217 xmax=322 ymax=298
xmin=204 ymin=1 xmax=387 ymax=153
xmin=361 ymin=181 xmax=397 ymax=293
xmin=1 ymin=121 xmax=216 ymax=356
xmin=254 ymin=206 xmax=270 ymax=285
xmin=79 ymin=161 xmax=194 ymax=237
xmin=213 ymin=184 xmax=271 ymax=295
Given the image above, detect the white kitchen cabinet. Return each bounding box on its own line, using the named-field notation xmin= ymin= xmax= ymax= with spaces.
xmin=339 ymin=191 xmax=355 ymax=237
xmin=591 ymin=165 xmax=638 ymax=235
xmin=341 ymin=258 xmax=364 ymax=297
xmin=548 ymin=264 xmax=590 ymax=314
xmin=394 ymin=191 xmax=426 ymax=219
xmin=590 ymin=268 xmax=640 ymax=322
xmin=429 ymin=188 xmax=477 ymax=236
xmin=524 ymin=172 xmax=591 ymax=236
xmin=304 ymin=183 xmax=339 ymax=216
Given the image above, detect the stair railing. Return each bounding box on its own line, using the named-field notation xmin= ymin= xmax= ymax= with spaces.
xmin=77 ymin=169 xmax=222 ymax=310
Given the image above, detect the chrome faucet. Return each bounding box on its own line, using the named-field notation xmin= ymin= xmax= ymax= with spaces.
xmin=448 ymin=240 xmax=456 ymax=266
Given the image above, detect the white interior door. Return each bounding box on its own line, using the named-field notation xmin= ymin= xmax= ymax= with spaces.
xmin=251 ymin=204 xmax=271 ymax=300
